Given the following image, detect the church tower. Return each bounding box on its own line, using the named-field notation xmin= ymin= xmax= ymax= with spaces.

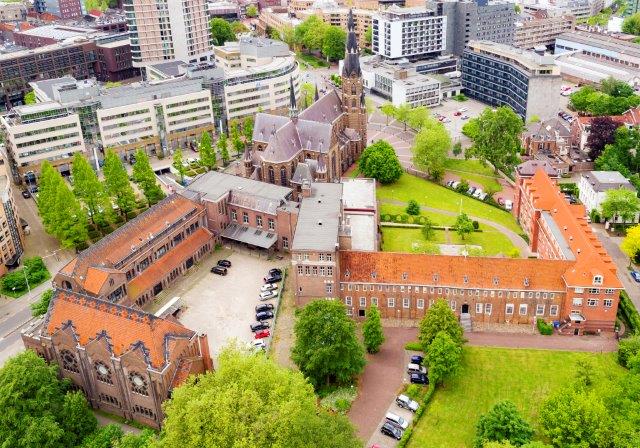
xmin=341 ymin=9 xmax=367 ymax=148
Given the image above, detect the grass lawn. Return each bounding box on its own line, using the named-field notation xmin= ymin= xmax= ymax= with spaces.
xmin=444 ymin=159 xmax=502 ymax=193
xmin=295 ymin=52 xmax=329 ymax=68
xmin=377 ymin=174 xmax=522 ymax=234
xmin=409 ymin=347 xmax=624 ymax=448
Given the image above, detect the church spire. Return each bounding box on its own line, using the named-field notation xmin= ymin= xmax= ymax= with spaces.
xmin=342 ymin=9 xmax=361 ymax=77
xmin=288 ymin=76 xmax=298 ymax=119
xmin=314 ymin=83 xmax=319 ymax=101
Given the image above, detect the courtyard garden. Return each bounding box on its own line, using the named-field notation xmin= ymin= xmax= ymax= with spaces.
xmin=408 ymin=346 xmax=624 ymax=448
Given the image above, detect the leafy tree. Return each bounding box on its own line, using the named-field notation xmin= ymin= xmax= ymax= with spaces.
xmin=217 ymin=132 xmax=230 ymax=165
xmin=380 ymin=103 xmax=396 ymax=126
xmin=394 ymin=103 xmax=411 ymax=131
xmin=291 ymin=300 xmax=366 ymax=388
xmin=453 ymin=142 xmax=463 ymax=156
xmin=421 ymin=217 xmax=435 ymax=241
xmin=231 ymin=21 xmax=249 ymax=35
xmin=172 ymin=148 xmax=187 ymax=185
xmin=80 ymin=424 xmax=124 ymax=448
xmin=587 ymin=116 xmax=620 ymax=160
xmin=456 ymin=179 xmax=470 ymax=193
xmin=158 ymin=346 xmax=360 ymax=448
xmin=24 ymin=90 xmax=36 ymax=104
xmin=462 ymin=118 xmax=480 ymax=139
xmin=407 ymin=106 xmax=432 ymax=130
xmin=298 ymin=16 xmax=328 ymax=52
xmin=601 ymin=188 xmax=640 ymax=223
xmin=601 ymin=77 xmax=635 ymax=97
xmin=474 ymin=400 xmax=534 ymax=448
xmin=72 ymin=152 xmax=110 ymax=224
xmin=618 ymin=334 xmax=640 ymax=368
xmin=621 ymin=225 xmax=640 ymax=267
xmin=413 ymin=123 xmax=451 ymax=181
xmin=465 ymin=106 xmax=523 ymax=173
xmin=365 ymin=26 xmax=372 ymax=45
xmin=427 ymin=331 xmax=462 ymax=385
xmin=243 ymin=116 xmax=254 ymax=148
xmin=419 ymin=298 xmax=464 ymax=351
xmin=484 ymin=443 xmax=552 ymax=448
xmin=570 ymin=85 xmax=640 ymax=116
xmin=362 ymin=306 xmax=385 ymax=354
xmin=358 ymin=140 xmax=403 ymax=184
xmin=406 ymin=199 xmax=420 ymax=215
xmin=455 ymin=212 xmax=474 ymax=240
xmin=623 ymin=13 xmax=640 ymax=35
xmin=132 ymin=149 xmax=165 ymax=205
xmin=322 ymin=26 xmax=346 ymax=62
xmin=103 ymin=149 xmax=136 ymax=217
xmin=30 ymin=289 xmax=54 ymax=317
xmin=210 ymin=18 xmax=235 ymax=45
xmin=0 ymin=350 xmax=97 ymax=448
xmin=300 ymin=82 xmax=315 ymax=108
xmin=245 ymin=4 xmax=258 ymax=17
xmin=198 ymin=131 xmax=217 ymax=170
xmin=118 ymin=429 xmax=155 ymax=448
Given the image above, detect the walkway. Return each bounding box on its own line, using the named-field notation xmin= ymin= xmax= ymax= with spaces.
xmin=466 ymin=332 xmax=618 ymax=353
xmin=379 ymin=198 xmax=531 ymax=256
xmin=95 ymin=413 xmax=142 ymax=435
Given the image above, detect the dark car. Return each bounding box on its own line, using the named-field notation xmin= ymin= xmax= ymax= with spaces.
xmin=410 ymin=373 xmax=429 ymax=384
xmin=255 ymin=303 xmax=274 ymax=313
xmin=28 ymin=185 xmax=39 ymax=193
xmin=410 ymin=355 xmax=424 ymax=365
xmin=269 ymin=268 xmax=282 ymax=276
xmin=250 ymin=321 xmax=270 ymax=332
xmin=264 ymin=274 xmax=283 ymax=283
xmin=256 ymin=311 xmax=274 ymax=321
xmin=217 ymin=259 xmax=232 ymax=268
xmin=21 ymin=190 xmax=31 ymax=199
xmin=631 ymin=271 xmax=640 ymax=283
xmin=210 ymin=266 xmax=227 ymax=276
xmin=380 ymin=422 xmax=403 ymax=440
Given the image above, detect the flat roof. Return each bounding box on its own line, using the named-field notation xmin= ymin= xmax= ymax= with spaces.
xmin=582 ymin=171 xmax=633 ymax=192
xmin=556 ymin=31 xmax=640 ymax=59
xmin=347 ymin=214 xmax=376 ymax=251
xmin=554 ymin=51 xmax=640 ymax=83
xmin=342 ymin=178 xmax=376 ymax=210
xmin=468 ymin=40 xmax=557 ymax=70
xmin=0 ymin=39 xmax=92 ymax=61
xmin=292 ymin=183 xmax=343 ymax=251
xmin=186 ymin=171 xmax=292 ymax=202
xmin=541 ymin=211 xmax=575 ymax=260
xmin=18 ymin=25 xmax=97 ymax=40
xmin=98 ymin=78 xmax=204 ymax=108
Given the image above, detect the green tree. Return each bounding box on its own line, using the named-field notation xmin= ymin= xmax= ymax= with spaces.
xmin=600 ymin=188 xmax=640 ymax=223
xmin=421 ymin=217 xmax=435 ymax=241
xmin=407 ymin=106 xmax=432 ymax=130
xmin=465 ymin=106 xmax=523 ymax=172
xmin=217 ymin=132 xmax=230 ymax=165
xmin=623 ymin=13 xmax=640 ymax=35
xmin=296 ymin=16 xmax=327 ymax=52
xmin=427 ymin=330 xmax=462 ymax=385
xmin=198 ymin=131 xmax=217 ymax=170
xmin=621 ymin=225 xmax=640 ymax=267
xmin=30 ymin=289 xmax=54 ymax=317
xmin=618 ymin=334 xmax=640 ymax=368
xmin=71 ymin=152 xmax=110 ymax=224
xmin=364 ymin=26 xmax=372 ymax=45
xmin=453 ymin=142 xmax=463 ymax=156
xmin=80 ymin=424 xmax=124 ymax=448
xmin=291 ymin=300 xmax=366 ymax=388
xmin=0 ymin=350 xmax=97 ymax=448
xmin=172 ymin=148 xmax=187 ymax=185
xmin=474 ymin=400 xmax=534 ymax=448
xmin=118 ymin=429 xmax=155 ymax=448
xmin=380 ymin=102 xmax=396 ymax=126
xmin=394 ymin=103 xmax=411 ymax=131
xmin=455 ymin=212 xmax=475 ymax=240
xmin=243 ymin=116 xmax=254 ymax=148
xmin=406 ymin=199 xmax=420 ymax=215
xmin=245 ymin=4 xmax=258 ymax=17
xmin=412 ymin=123 xmax=451 ymax=181
xmin=358 ymin=140 xmax=403 ymax=184
xmin=462 ymin=118 xmax=480 ymax=139
xmin=132 ymin=149 xmax=165 ymax=206
xmin=103 ymin=149 xmax=136 ymax=217
xmin=300 ymin=82 xmax=315 ymax=108
xmin=210 ymin=18 xmax=235 ymax=45
xmin=158 ymin=346 xmax=360 ymax=448
xmin=24 ymin=90 xmax=36 ymax=105
xmin=600 ymin=77 xmax=635 ymax=97
xmin=322 ymin=26 xmax=346 ymax=61
xmin=418 ymin=298 xmax=464 ymax=351
xmin=229 ymin=120 xmax=244 ymax=157
xmin=231 ymin=21 xmax=248 ymax=35
xmin=362 ymin=306 xmax=385 ymax=354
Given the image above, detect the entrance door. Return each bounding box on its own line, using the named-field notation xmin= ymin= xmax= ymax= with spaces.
xmin=461 ymin=303 xmax=469 ymax=313
xmin=185 ymin=257 xmax=194 ymax=269
xmin=574 ymin=328 xmax=580 ymax=336
xmin=153 ymin=283 xmax=163 ymax=296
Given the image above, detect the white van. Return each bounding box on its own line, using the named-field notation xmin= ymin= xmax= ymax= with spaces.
xmin=458 ymin=107 xmax=468 ymax=113
xmin=386 ymin=412 xmax=409 ymax=430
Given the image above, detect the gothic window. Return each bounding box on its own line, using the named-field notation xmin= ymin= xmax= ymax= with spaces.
xmin=95 ymin=361 xmax=113 ymax=384
xmin=268 ymin=166 xmax=275 ymax=184
xmin=280 ymin=167 xmax=287 ymax=186
xmin=60 ymin=349 xmax=79 ymax=373
xmin=128 ymin=372 xmax=149 ymax=396
xmin=99 ymin=393 xmax=120 ymax=407
xmin=351 ymin=84 xmax=356 ymax=95
xmin=133 ymin=405 xmax=156 ymax=420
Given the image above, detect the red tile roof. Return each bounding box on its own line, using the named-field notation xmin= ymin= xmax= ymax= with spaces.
xmin=45 ymin=290 xmax=195 ymax=369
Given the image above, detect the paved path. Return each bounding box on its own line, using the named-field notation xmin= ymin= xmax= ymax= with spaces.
xmin=379 ymin=198 xmax=531 ymax=256
xmin=95 ymin=413 xmax=142 ymax=434
xmin=348 ymin=327 xmax=418 ymax=443
xmin=466 ymin=332 xmax=618 ymax=352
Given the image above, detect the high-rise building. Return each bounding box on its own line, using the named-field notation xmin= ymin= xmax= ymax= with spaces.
xmin=372 ymin=5 xmax=447 ymax=61
xmin=514 ymin=10 xmax=576 ymax=50
xmin=0 ymin=157 xmax=24 ymax=274
xmin=34 ymin=0 xmax=85 ymax=18
xmin=123 ymin=0 xmax=212 ymax=67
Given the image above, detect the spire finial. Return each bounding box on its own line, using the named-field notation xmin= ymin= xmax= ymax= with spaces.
xmin=288 ymin=76 xmax=298 ymax=119
xmin=314 ymin=83 xmax=319 ymax=101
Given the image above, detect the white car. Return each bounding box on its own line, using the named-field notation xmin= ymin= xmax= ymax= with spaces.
xmin=505 ymin=199 xmax=513 ymax=211
xmin=258 ymin=290 xmax=278 ymax=301
xmin=250 ymin=340 xmax=266 ymax=351
xmin=473 ymin=189 xmax=484 ymax=198
xmin=451 ymin=181 xmax=460 ymax=189
xmin=260 ymin=283 xmax=278 ymax=292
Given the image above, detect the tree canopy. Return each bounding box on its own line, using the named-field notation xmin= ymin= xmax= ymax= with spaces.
xmin=245 ymin=4 xmax=258 ymax=17
xmin=474 ymin=400 xmax=534 ymax=448
xmin=455 ymin=212 xmax=475 ymax=240
xmin=103 ymin=150 xmax=137 ymax=217
xmin=291 ymin=300 xmax=366 ymax=389
xmin=412 ymin=121 xmax=451 ymax=181
xmin=586 ymin=116 xmax=620 ymax=160
xmin=198 ymin=131 xmax=217 ymax=171
xmin=24 ymin=90 xmax=36 ymax=105
xmin=71 ymin=152 xmax=111 ymax=224
xmin=621 ymin=224 xmax=640 ymax=264
xmin=418 ymin=298 xmax=464 ymax=351
xmin=362 ymin=306 xmax=385 ymax=354
xmin=210 ymin=18 xmax=236 ymax=46
xmin=427 ymin=330 xmax=462 ymax=385
xmin=570 ymin=85 xmax=640 ymax=116
xmin=623 ymin=13 xmax=640 ymax=35
xmin=600 ymin=188 xmax=640 ymax=223
xmin=322 ymin=26 xmax=346 ymax=62
xmin=358 ymin=140 xmax=403 ymax=184
xmin=158 ymin=346 xmax=360 ymax=448
xmin=132 ymin=149 xmax=165 ymax=206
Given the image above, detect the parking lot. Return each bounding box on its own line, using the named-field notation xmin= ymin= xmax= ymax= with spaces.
xmin=149 ymin=249 xmax=288 ymax=362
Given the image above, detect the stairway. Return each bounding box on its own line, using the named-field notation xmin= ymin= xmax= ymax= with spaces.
xmin=460 ymin=313 xmax=472 ymax=332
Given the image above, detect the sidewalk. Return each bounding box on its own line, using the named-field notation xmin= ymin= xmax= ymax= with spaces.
xmin=466 ymin=331 xmax=618 ymax=353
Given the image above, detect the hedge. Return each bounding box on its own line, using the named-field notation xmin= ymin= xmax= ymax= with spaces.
xmin=397 ymin=383 xmax=437 ymax=448
xmin=536 ymin=318 xmax=553 ymax=335
xmin=380 ymin=213 xmax=433 ymax=225
xmin=405 ymin=341 xmax=423 ymax=351
xmin=619 ymin=291 xmax=640 ymax=334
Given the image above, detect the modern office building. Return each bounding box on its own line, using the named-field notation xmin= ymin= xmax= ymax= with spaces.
xmin=372 ymin=5 xmax=447 ymax=61
xmin=430 ymin=0 xmax=516 ymax=56
xmin=123 ymin=0 xmax=212 ymax=67
xmin=514 ymin=10 xmax=576 ymax=50
xmin=461 ymin=41 xmax=562 ymax=121
xmin=0 ymin=157 xmax=24 ymax=274
xmin=555 ymin=31 xmax=640 ymax=69
xmin=94 ymin=33 xmax=140 ymax=82
xmin=0 ymin=102 xmax=86 ymax=181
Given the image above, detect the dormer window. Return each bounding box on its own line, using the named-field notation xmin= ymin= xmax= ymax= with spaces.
xmin=593 ymin=275 xmax=603 ymax=285
xmin=433 ymin=274 xmax=439 ymax=283
xmin=371 ymin=271 xmax=377 ymax=279
xmin=402 ymin=272 xmax=408 ymax=280
xmin=524 ymin=277 xmax=530 ymax=287
xmin=345 ymin=270 xmax=350 ymax=278
xmin=463 ymin=275 xmax=468 ymax=284
xmin=492 ymin=276 xmax=499 ymax=286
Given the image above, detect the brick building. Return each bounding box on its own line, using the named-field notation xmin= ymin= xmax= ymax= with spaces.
xmin=22 ymin=289 xmax=212 ymax=428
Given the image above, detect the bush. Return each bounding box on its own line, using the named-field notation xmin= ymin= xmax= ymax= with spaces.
xmin=30 ymin=289 xmax=54 ymax=317
xmin=456 ymin=179 xmax=470 ymax=193
xmin=405 ymin=341 xmax=423 ymax=351
xmin=406 ymin=199 xmax=420 ymax=216
xmin=618 ymin=335 xmax=640 ymax=368
xmin=536 ymin=318 xmax=554 ymax=335
xmin=590 ymin=209 xmax=601 ymax=224
xmin=619 ymin=291 xmax=640 ymax=333
xmin=453 ymin=142 xmax=463 ymax=156
xmin=405 ymin=384 xmax=422 ymax=400
xmin=453 ymin=94 xmax=468 ymax=102
xmin=472 ymin=220 xmax=480 ymax=230
xmin=318 ymin=387 xmax=357 ymax=414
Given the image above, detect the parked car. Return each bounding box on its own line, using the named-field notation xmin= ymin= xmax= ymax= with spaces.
xmin=258 ymin=290 xmax=278 ymax=301
xmin=255 ymin=303 xmax=274 ymax=313
xmin=479 ymin=192 xmax=488 ymax=201
xmin=631 ymin=271 xmax=640 ymax=283
xmin=21 ymin=190 xmax=31 ymax=199
xmin=451 ymin=181 xmax=460 ymax=189
xmin=461 ymin=115 xmax=469 ymax=120
xmin=210 ymin=266 xmax=227 ymax=276
xmin=28 ymin=185 xmax=38 ymax=193
xmin=498 ymin=197 xmax=505 ymax=206
xmin=254 ymin=329 xmax=271 ymax=339
xmin=260 ymin=283 xmax=278 ymax=292
xmin=380 ymin=422 xmax=403 ymax=440
xmin=250 ymin=321 xmax=270 ymax=332
xmin=446 ymin=180 xmax=454 ymax=187
xmin=217 ymin=259 xmax=232 ymax=268
xmin=407 ymin=363 xmax=427 ymax=375
xmin=251 ymin=339 xmax=266 ymax=350
xmin=256 ymin=310 xmax=274 ymax=321
xmin=467 ymin=186 xmax=476 ymax=195
xmin=410 ymin=373 xmax=429 ymax=384
xmin=385 ymin=412 xmax=409 ymax=430
xmin=473 ymin=189 xmax=484 ymax=198
xmin=454 ymin=111 xmax=462 ymax=116
xmin=505 ymin=199 xmax=513 ymax=211
xmin=410 ymin=355 xmax=424 ymax=365
xmin=264 ymin=274 xmax=283 ymax=283
xmin=268 ymin=268 xmax=282 ymax=276
xmin=396 ymin=394 xmax=419 ymax=412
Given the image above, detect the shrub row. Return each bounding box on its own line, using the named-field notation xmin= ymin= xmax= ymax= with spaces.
xmin=397 ymin=383 xmax=437 ymax=448
xmin=380 ymin=213 xmax=433 ymax=225
xmin=404 ymin=341 xmax=423 ymax=351
xmin=536 ymin=318 xmax=553 ymax=335
xmin=619 ymin=291 xmax=640 ymax=334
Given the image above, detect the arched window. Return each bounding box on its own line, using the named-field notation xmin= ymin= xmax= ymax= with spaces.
xmin=351 ymin=84 xmax=356 ymax=95
xmin=60 ymin=349 xmax=79 ymax=373
xmin=95 ymin=361 xmax=113 ymax=384
xmin=280 ymin=167 xmax=287 ymax=186
xmin=268 ymin=166 xmax=275 ymax=184
xmin=128 ymin=371 xmax=149 ymax=396
xmin=61 ymin=280 xmax=72 ymax=290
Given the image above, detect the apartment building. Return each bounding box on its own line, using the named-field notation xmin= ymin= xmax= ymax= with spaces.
xmin=123 ymin=0 xmax=212 ymax=67
xmin=39 ymin=0 xmax=85 ymax=18
xmin=13 ymin=25 xmax=100 ymax=49
xmin=461 ymin=41 xmax=561 ymax=121
xmin=579 ymin=171 xmax=639 ymax=222
xmin=372 ymin=5 xmax=447 ymax=61
xmin=555 ymin=31 xmax=640 ymax=69
xmin=257 ymin=7 xmax=301 ymax=36
xmin=0 ymin=102 xmax=85 ymax=182
xmin=0 ymin=157 xmax=24 ymax=275
xmin=514 ymin=11 xmax=576 ymax=49
xmin=298 ymin=5 xmax=373 ymax=48
xmin=521 ymin=118 xmax=572 ymax=159
xmin=0 ymin=1 xmax=26 ymax=21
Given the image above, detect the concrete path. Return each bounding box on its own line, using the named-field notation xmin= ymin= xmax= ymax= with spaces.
xmin=466 ymin=332 xmax=618 ymax=353
xmin=94 ymin=413 xmax=142 ymax=434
